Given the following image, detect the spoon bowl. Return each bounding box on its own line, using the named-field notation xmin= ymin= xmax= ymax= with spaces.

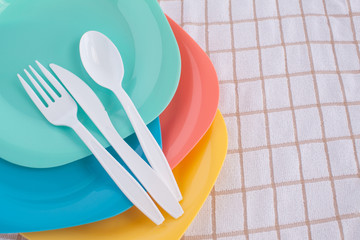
xmin=80 ymin=31 xmax=124 ymax=90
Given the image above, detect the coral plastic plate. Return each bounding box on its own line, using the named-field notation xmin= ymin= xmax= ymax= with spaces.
xmin=162 ymin=17 xmax=219 ymax=169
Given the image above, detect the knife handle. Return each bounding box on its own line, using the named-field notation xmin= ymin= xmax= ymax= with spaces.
xmin=103 ymin=122 xmax=183 ymax=218
xmin=115 ymin=88 xmax=182 ymax=201
xmin=70 ymin=120 xmax=164 ymax=225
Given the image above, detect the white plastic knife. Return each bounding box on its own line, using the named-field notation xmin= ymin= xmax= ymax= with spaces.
xmin=49 ymin=63 xmax=183 ymax=219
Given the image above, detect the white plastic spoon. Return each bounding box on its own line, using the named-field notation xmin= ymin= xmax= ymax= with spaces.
xmin=79 ymin=31 xmax=182 ymax=201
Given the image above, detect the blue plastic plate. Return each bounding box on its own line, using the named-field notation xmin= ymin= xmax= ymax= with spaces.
xmin=0 ymin=119 xmax=161 ymax=233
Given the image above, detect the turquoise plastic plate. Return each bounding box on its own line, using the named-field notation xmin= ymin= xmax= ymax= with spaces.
xmin=0 ymin=0 xmax=180 ymax=168
xmin=0 ymin=118 xmax=161 ymax=233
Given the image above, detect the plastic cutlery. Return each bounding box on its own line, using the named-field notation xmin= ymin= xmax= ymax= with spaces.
xmin=17 ymin=61 xmax=164 ymax=225
xmin=49 ymin=63 xmax=183 ymax=219
xmin=80 ymin=31 xmax=182 ymax=201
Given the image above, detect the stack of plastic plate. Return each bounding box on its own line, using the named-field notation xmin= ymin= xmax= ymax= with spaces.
xmin=0 ymin=0 xmax=227 ymax=239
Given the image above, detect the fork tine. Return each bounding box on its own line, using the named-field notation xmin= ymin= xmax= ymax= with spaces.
xmin=18 ymin=74 xmax=47 ymax=112
xmin=29 ymin=65 xmax=58 ymax=100
xmin=24 ymin=69 xmax=52 ymax=105
xmin=36 ymin=61 xmax=67 ymax=96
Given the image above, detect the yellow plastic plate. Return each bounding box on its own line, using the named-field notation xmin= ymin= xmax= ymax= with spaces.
xmin=23 ymin=110 xmax=228 ymax=240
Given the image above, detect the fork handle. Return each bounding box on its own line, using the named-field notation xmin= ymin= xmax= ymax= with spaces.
xmin=71 ymin=120 xmax=164 ymax=225
xmin=115 ymin=87 xmax=183 ymax=201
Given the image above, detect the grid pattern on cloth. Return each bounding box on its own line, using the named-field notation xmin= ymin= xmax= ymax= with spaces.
xmin=161 ymin=0 xmax=360 ymax=239
xmin=1 ymin=0 xmax=360 ymax=239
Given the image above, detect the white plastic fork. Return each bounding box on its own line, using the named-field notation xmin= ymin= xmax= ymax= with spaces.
xmin=17 ymin=62 xmax=164 ymax=225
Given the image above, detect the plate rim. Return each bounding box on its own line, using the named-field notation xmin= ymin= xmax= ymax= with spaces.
xmin=161 ymin=16 xmax=219 ymax=169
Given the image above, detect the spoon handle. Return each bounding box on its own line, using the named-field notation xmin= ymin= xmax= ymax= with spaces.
xmin=115 ymin=87 xmax=183 ymax=201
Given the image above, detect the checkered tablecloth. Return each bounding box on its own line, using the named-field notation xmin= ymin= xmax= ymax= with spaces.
xmin=2 ymin=0 xmax=360 ymax=239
